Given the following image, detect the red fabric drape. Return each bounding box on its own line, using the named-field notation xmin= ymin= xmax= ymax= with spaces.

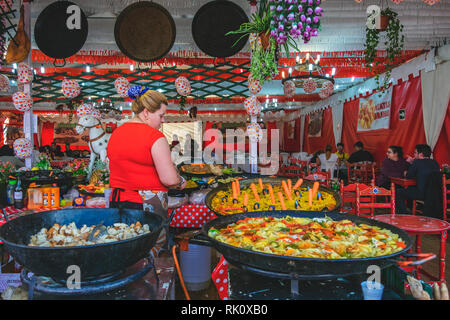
xmin=41 ymin=122 xmax=55 ymax=147
xmin=303 ymin=108 xmax=336 ymax=153
xmin=433 ymin=101 xmax=450 ymax=166
xmin=341 ymin=76 xmax=426 ymax=166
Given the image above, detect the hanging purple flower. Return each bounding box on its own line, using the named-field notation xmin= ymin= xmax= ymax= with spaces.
xmin=307 ymin=8 xmax=313 ymax=15
xmin=306 ymin=17 xmax=312 ymax=24
xmin=305 ymin=25 xmax=311 ymax=32
xmin=298 ymin=5 xmax=303 ymax=12
xmin=315 ymin=7 xmax=322 ymax=15
xmin=287 ymin=13 xmax=295 ymax=21
xmin=313 ymin=16 xmax=320 ymax=23
xmin=300 ymin=14 xmax=306 ymax=22
xmin=308 ymin=0 xmax=313 ymax=6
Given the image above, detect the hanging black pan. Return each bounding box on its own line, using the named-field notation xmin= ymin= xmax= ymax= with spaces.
xmin=196 ymin=210 xmax=426 ymax=279
xmin=192 ymin=0 xmax=249 ymax=58
xmin=114 ymin=1 xmax=176 ymax=62
xmin=34 ymin=1 xmax=88 ymax=64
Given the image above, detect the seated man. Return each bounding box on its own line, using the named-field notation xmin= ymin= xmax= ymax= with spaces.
xmin=347 ymin=141 xmax=374 ymax=164
xmin=395 ymin=144 xmax=440 ymax=214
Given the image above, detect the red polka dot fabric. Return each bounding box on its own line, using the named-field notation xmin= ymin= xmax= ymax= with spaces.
xmin=17 ymin=63 xmax=33 ymax=84
xmin=13 ymin=138 xmax=32 ymax=159
xmin=169 ymin=204 xmax=216 ymax=228
xmin=211 ymin=256 xmax=229 ymax=300
xmin=114 ymin=77 xmax=130 ymax=97
xmin=12 ymin=91 xmax=33 ymax=112
xmin=244 ymin=95 xmax=261 ymax=116
xmin=248 ymin=74 xmax=262 ymax=95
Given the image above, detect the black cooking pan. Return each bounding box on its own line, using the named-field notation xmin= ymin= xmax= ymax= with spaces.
xmin=199 ymin=210 xmax=415 ymax=279
xmin=192 ymin=0 xmax=249 ymax=58
xmin=114 ymin=1 xmax=176 ymax=62
xmin=34 ymin=1 xmax=88 ymax=62
xmin=205 ymin=177 xmax=342 ymax=216
xmin=0 ymin=208 xmax=164 ymax=281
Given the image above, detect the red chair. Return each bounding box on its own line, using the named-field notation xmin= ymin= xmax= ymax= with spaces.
xmin=304 ymin=170 xmax=331 ymax=187
xmin=288 ymin=157 xmax=307 ymax=169
xmin=348 ymin=162 xmax=375 ymax=185
xmin=356 ymin=183 xmax=395 ymax=218
xmin=339 ymin=180 xmax=373 ymax=215
xmin=278 ymin=165 xmax=305 ymax=178
xmin=443 ymin=174 xmax=450 ymax=221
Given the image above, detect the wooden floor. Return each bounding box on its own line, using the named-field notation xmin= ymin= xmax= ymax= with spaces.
xmin=175 ymin=233 xmax=450 ymax=300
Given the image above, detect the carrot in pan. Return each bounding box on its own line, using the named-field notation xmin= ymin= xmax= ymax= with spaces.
xmin=282 ymin=180 xmax=292 ymax=201
xmin=268 ymin=185 xmax=276 ymax=204
xmin=250 ymin=183 xmax=261 ymax=202
xmin=278 ymin=192 xmax=287 ymax=210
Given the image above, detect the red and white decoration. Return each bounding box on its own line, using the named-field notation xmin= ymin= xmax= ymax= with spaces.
xmin=175 ymin=76 xmax=191 ymax=96
xmin=0 ymin=74 xmax=10 ymax=92
xmin=12 ymin=92 xmax=33 ymax=112
xmin=247 ymin=122 xmax=263 ymax=143
xmin=0 ymin=0 xmax=12 ymax=11
xmin=243 ymin=95 xmax=261 ymax=116
xmin=211 ymin=256 xmax=229 ymax=300
xmin=77 ymin=103 xmax=95 ymax=117
xmin=114 ymin=77 xmax=130 ymax=98
xmin=283 ymin=80 xmax=296 ymax=98
xmin=61 ymin=79 xmax=81 ymax=99
xmin=169 ymin=205 xmax=216 ymax=228
xmin=248 ymin=74 xmax=262 ymax=95
xmin=13 ymin=138 xmax=32 ymax=159
xmin=17 ymin=63 xmax=33 ymax=84
xmin=303 ymin=78 xmax=318 ymax=94
xmin=319 ymin=80 xmax=334 ymax=99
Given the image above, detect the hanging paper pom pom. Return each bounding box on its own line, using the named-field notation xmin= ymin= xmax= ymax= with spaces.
xmin=17 ymin=63 xmax=33 ymax=84
xmin=62 ymin=79 xmax=81 ymax=99
xmin=77 ymin=103 xmax=95 ymax=117
xmin=114 ymin=77 xmax=130 ymax=98
xmin=248 ymin=74 xmax=262 ymax=95
xmin=12 ymin=92 xmax=33 ymax=112
xmin=91 ymin=108 xmax=102 ymax=119
xmin=13 ymin=138 xmax=32 ymax=159
xmin=244 ymin=95 xmax=261 ymax=116
xmin=0 ymin=74 xmax=10 ymax=93
xmin=318 ymin=80 xmax=334 ymax=99
xmin=175 ymin=76 xmax=191 ymax=96
xmin=283 ymin=80 xmax=296 ymax=98
xmin=247 ymin=123 xmax=263 ymax=143
xmin=303 ymin=78 xmax=317 ymax=93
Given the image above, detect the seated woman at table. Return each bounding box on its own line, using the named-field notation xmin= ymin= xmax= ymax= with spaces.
xmin=376 ymin=146 xmax=409 ymax=189
xmin=107 ymin=86 xmax=186 ymax=256
xmin=316 ymin=145 xmax=338 ymax=178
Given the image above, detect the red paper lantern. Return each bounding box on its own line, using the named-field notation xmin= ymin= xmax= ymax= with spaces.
xmin=12 ymin=92 xmax=33 ymax=112
xmin=62 ymin=79 xmax=81 ymax=99
xmin=175 ymin=76 xmax=191 ymax=96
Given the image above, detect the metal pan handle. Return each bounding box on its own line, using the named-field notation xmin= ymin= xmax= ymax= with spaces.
xmin=174 ymin=229 xmax=212 ymax=250
xmin=394 ymin=253 xmax=436 ymax=267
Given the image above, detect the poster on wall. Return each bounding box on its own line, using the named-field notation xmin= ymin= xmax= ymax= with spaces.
xmin=308 ymin=111 xmax=323 ymax=137
xmin=53 ymin=124 xmax=89 ymax=146
xmin=357 ymin=87 xmax=393 ymax=131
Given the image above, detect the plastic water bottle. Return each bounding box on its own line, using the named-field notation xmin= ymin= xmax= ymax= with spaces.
xmin=6 ymin=180 xmax=17 ymax=205
xmin=13 ymin=179 xmax=24 ymax=209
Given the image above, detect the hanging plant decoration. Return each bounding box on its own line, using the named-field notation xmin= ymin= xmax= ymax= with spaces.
xmin=364 ymin=7 xmax=404 ymax=92
xmin=268 ymin=0 xmax=323 ymax=54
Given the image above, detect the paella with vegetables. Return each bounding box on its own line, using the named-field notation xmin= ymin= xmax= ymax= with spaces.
xmin=210 ymin=178 xmax=337 ymax=214
xmin=208 ymin=216 xmax=407 ymax=259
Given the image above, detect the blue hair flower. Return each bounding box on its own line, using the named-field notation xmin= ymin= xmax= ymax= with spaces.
xmin=128 ymin=85 xmax=152 ymax=100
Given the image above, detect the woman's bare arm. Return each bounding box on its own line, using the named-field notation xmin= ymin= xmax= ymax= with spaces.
xmin=152 ymin=137 xmax=186 ymax=189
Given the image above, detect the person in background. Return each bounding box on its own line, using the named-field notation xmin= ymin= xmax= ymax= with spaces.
xmin=64 ymin=142 xmax=74 ymax=158
xmin=396 ymin=144 xmax=440 ymax=214
xmin=347 ymin=141 xmax=374 ymax=164
xmin=0 ymin=145 xmax=24 ymax=168
xmin=316 ymin=144 xmax=338 ymax=178
xmin=310 ymin=150 xmax=324 ymax=164
xmin=50 ymin=141 xmax=64 ymax=159
xmin=335 ymin=142 xmax=349 ymax=181
xmin=81 ymin=150 xmax=90 ymax=158
xmin=376 ymin=146 xmax=409 ymax=189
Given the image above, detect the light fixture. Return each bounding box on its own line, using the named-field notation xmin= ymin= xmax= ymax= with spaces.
xmin=289 ymin=67 xmax=292 ymax=75
xmin=351 ymin=76 xmax=355 ymax=82
xmin=12 ymin=63 xmax=17 ymax=69
xmin=85 ymin=65 xmax=90 ymax=73
xmin=282 ymin=53 xmax=336 ymax=99
xmin=129 ymin=64 xmax=134 ymax=71
xmin=33 ymin=69 xmax=36 ymax=75
xmin=40 ymin=65 xmax=45 ymax=73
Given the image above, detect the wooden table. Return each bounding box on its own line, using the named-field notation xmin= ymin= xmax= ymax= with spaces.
xmin=373 ymin=214 xmax=450 ymax=282
xmin=390 ymin=177 xmax=417 ymax=188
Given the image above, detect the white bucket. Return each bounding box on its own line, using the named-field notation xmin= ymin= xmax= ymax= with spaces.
xmin=179 ymin=244 xmax=211 ymax=291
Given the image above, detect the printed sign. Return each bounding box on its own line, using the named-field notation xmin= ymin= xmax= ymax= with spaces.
xmin=357 ymin=87 xmax=392 ymax=131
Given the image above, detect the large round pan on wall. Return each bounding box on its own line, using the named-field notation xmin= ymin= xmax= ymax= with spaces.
xmin=114 ymin=1 xmax=176 ymax=63
xmin=192 ymin=0 xmax=249 ymax=58
xmin=34 ymin=1 xmax=88 ymax=62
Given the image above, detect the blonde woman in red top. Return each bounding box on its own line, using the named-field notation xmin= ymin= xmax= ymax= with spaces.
xmin=107 ymin=86 xmax=186 ymax=256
